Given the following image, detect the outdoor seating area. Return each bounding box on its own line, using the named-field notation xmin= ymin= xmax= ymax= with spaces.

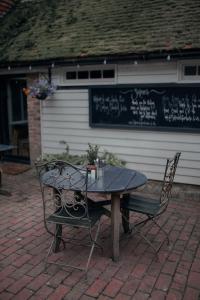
xmin=0 ymin=164 xmax=200 ymax=299
xmin=1 ymin=1 xmax=200 ymax=299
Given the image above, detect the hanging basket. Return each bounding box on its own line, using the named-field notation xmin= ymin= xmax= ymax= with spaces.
xmin=23 ymin=79 xmax=57 ymax=100
xmin=35 ymin=92 xmax=48 ymax=100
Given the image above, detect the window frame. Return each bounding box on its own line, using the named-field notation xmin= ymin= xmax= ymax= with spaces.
xmin=179 ymin=60 xmax=200 ymax=82
xmin=63 ymin=64 xmax=116 ymax=85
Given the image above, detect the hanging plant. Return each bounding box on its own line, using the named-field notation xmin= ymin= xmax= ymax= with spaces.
xmin=23 ymin=79 xmax=57 ymax=100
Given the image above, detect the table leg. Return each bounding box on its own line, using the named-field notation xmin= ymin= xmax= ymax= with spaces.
xmin=111 ymin=193 xmax=121 ymax=262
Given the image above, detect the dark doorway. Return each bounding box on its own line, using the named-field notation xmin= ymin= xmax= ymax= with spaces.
xmin=0 ymin=76 xmax=30 ymax=162
xmin=0 ymin=79 xmax=9 ymax=144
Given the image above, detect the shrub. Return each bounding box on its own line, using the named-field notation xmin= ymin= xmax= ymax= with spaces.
xmin=36 ymin=142 xmax=126 ymax=167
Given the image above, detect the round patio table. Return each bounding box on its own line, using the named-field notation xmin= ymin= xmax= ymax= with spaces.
xmin=42 ymin=164 xmax=147 ymax=261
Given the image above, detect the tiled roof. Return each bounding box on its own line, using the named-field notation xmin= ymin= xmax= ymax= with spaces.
xmin=0 ymin=0 xmax=15 ymax=18
xmin=0 ymin=0 xmax=200 ymax=64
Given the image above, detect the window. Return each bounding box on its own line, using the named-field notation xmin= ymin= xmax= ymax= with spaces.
xmin=78 ymin=71 xmax=89 ymax=79
xmin=66 ymin=71 xmax=76 ymax=80
xmin=90 ymin=70 xmax=101 ymax=79
xmin=103 ymin=69 xmax=115 ymax=78
xmin=181 ymin=63 xmax=200 ymax=80
xmin=184 ymin=66 xmax=196 ymax=76
xmin=65 ymin=67 xmax=115 ymax=82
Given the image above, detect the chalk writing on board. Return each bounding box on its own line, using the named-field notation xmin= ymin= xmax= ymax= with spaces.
xmin=163 ymin=94 xmax=200 ymax=122
xmin=90 ymin=86 xmax=200 ymax=131
xmin=121 ymin=88 xmax=165 ymax=97
xmin=128 ymin=89 xmax=165 ymax=126
xmin=93 ymin=95 xmax=127 ymax=117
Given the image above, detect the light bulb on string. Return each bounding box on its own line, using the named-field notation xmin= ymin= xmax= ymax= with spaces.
xmin=8 ymin=66 xmax=11 ymax=71
xmin=166 ymin=55 xmax=171 ymax=61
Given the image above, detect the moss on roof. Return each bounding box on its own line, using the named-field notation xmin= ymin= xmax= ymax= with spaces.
xmin=0 ymin=0 xmax=200 ymax=64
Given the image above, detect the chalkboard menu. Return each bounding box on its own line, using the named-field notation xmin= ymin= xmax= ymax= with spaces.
xmin=89 ymin=85 xmax=200 ymax=131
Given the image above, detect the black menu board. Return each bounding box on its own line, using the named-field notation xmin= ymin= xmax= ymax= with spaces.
xmin=89 ymin=85 xmax=200 ymax=131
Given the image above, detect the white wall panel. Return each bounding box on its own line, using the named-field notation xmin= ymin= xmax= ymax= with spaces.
xmin=117 ymin=61 xmax=178 ymax=84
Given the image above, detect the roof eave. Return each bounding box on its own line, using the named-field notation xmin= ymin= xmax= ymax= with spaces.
xmin=1 ymin=49 xmax=200 ymax=69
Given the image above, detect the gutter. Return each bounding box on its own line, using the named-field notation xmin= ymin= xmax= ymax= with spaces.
xmin=1 ymin=49 xmax=200 ymax=69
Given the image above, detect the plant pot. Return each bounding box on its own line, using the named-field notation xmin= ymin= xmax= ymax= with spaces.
xmin=86 ymin=164 xmax=96 ymax=171
xmin=36 ymin=92 xmax=48 ymax=100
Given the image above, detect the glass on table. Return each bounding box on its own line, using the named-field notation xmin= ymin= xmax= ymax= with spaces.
xmin=97 ymin=159 xmax=106 ymax=179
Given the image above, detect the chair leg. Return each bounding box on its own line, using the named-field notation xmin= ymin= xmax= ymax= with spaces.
xmin=121 ymin=208 xmax=131 ymax=234
xmin=121 ymin=194 xmax=132 ymax=234
xmin=43 ymin=219 xmax=66 ymax=250
xmin=85 ymin=221 xmax=101 ymax=275
xmin=133 ymin=226 xmax=159 ymax=259
xmin=151 ymin=218 xmax=170 ymax=245
xmin=44 ymin=221 xmax=102 ymax=275
xmin=121 ymin=212 xmax=170 ymax=255
xmin=45 ymin=226 xmax=60 ymax=269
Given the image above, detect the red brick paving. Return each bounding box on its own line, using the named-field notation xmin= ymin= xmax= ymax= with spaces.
xmin=0 ymin=169 xmax=200 ymax=299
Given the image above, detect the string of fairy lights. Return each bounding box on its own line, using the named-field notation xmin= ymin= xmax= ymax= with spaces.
xmin=6 ymin=55 xmax=172 ymax=72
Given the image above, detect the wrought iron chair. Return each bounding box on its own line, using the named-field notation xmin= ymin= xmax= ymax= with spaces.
xmin=36 ymin=160 xmax=105 ymax=275
xmin=121 ymin=152 xmax=181 ymax=254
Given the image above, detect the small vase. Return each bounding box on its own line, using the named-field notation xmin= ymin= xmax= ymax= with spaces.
xmin=87 ymin=164 xmax=97 ymax=180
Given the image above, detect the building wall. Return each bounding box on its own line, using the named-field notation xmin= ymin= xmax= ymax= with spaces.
xmin=41 ymin=60 xmax=200 ymax=185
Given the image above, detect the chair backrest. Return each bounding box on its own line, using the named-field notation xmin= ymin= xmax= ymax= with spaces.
xmin=36 ymin=161 xmax=90 ymax=223
xmin=159 ymin=152 xmax=181 ymax=206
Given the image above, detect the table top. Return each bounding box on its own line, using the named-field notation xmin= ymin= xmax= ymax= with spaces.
xmin=41 ymin=164 xmax=147 ymax=194
xmin=0 ymin=144 xmax=15 ymax=152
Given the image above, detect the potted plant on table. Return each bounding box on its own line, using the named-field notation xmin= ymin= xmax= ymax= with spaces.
xmin=86 ymin=143 xmax=99 ymax=166
xmin=86 ymin=143 xmax=100 ymax=179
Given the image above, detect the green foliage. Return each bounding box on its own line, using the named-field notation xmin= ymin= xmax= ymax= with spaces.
xmin=101 ymin=150 xmax=126 ymax=167
xmin=36 ymin=152 xmax=86 ymax=165
xmin=36 ymin=142 xmax=126 ymax=167
xmin=86 ymin=143 xmax=100 ymax=165
xmin=36 ymin=141 xmax=86 ymax=165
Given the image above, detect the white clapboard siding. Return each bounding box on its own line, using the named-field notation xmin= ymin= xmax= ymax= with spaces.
xmin=43 ymin=107 xmax=88 ymax=115
xmin=50 ymin=90 xmax=88 ymax=100
xmin=117 ymin=61 xmax=178 ymax=84
xmin=42 ymin=118 xmax=200 ymax=144
xmin=41 ymin=62 xmax=200 ymax=185
xmin=43 ymin=138 xmax=200 ymax=168
xmin=45 ymin=100 xmax=88 ymax=108
xmin=42 ymin=127 xmax=200 ymax=153
xmin=42 ymin=113 xmax=88 ymax=122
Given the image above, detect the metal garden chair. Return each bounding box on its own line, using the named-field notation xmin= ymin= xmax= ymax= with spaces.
xmin=36 ymin=160 xmax=105 ymax=275
xmin=121 ymin=152 xmax=181 ymax=254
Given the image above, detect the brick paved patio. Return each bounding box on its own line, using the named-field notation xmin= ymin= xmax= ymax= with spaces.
xmin=0 ymin=167 xmax=200 ymax=300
